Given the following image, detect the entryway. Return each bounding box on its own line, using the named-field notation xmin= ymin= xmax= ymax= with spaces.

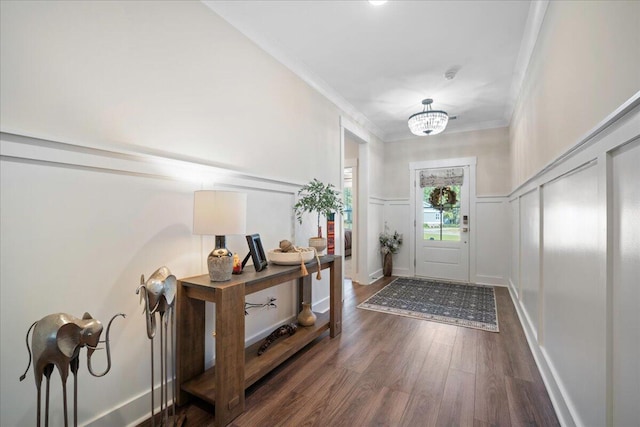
xmin=410 ymin=158 xmax=476 ymax=282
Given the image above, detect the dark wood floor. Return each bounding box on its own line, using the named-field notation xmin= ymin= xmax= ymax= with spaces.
xmin=142 ymin=277 xmax=559 ymax=426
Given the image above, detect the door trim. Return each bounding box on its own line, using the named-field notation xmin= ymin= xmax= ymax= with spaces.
xmin=409 ymin=157 xmax=477 ymax=281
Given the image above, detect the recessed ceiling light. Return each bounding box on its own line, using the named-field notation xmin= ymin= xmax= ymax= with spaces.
xmin=368 ymin=1 xmax=388 ymax=6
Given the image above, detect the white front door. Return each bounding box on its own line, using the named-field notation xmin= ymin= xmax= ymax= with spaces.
xmin=415 ymin=166 xmax=470 ymax=282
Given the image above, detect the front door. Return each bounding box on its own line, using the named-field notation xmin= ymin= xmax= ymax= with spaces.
xmin=415 ymin=166 xmax=470 ymax=282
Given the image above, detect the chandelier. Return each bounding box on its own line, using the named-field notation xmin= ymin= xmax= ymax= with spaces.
xmin=407 ymin=98 xmax=449 ymax=136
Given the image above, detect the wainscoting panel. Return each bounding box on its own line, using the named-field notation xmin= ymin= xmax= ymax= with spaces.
xmin=542 ymin=162 xmax=605 ymax=427
xmin=509 ymin=198 xmax=520 ymax=298
xmin=506 ymin=96 xmax=640 ymax=427
xmin=475 ymin=198 xmax=509 ymax=286
xmin=0 ymin=160 xmax=200 ymax=426
xmin=367 ymin=198 xmax=385 ymax=281
xmin=382 ymin=200 xmax=411 ymax=277
xmin=611 ymin=139 xmax=640 ymax=427
xmin=519 ymin=189 xmax=541 ymax=339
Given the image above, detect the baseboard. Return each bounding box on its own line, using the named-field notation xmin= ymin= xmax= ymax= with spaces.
xmin=84 ymin=382 xmax=175 ymax=427
xmin=368 ymin=268 xmax=383 ymax=284
xmin=312 ymin=296 xmax=330 ymax=314
xmin=508 ymin=277 xmax=519 ymax=299
xmin=507 ymin=286 xmax=575 ymax=427
xmin=475 ymin=274 xmax=507 ymax=286
xmin=391 ymin=267 xmax=411 ymax=277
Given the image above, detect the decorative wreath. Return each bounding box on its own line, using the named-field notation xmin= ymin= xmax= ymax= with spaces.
xmin=428 ymin=186 xmax=457 ymax=210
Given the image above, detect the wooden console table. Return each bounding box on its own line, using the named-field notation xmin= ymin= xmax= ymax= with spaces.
xmin=176 ymin=255 xmax=342 ymax=427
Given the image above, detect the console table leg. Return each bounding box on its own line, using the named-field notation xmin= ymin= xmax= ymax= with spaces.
xmin=214 ymin=283 xmax=245 ymax=427
xmin=330 ymin=256 xmax=342 ymax=337
xmin=176 ymin=281 xmax=205 ymax=406
xmin=298 ymin=275 xmax=312 ymax=312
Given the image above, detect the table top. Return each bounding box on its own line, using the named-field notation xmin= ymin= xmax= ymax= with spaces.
xmin=178 ymin=255 xmax=338 ymax=291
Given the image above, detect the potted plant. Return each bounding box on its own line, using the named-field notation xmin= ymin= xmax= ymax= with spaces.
xmin=379 ymin=224 xmax=403 ymax=276
xmin=294 ymin=178 xmax=344 ymax=254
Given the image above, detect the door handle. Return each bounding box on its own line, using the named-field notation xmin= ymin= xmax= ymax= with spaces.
xmin=462 ymin=227 xmax=469 ymax=232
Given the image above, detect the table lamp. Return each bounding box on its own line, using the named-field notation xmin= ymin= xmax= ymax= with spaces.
xmin=193 ymin=190 xmax=247 ymax=281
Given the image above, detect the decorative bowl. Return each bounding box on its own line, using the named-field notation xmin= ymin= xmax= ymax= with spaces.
xmin=267 ymin=248 xmax=315 ymax=265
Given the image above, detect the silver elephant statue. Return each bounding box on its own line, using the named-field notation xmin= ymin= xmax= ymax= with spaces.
xmin=136 ymin=266 xmax=182 ymax=426
xmin=19 ymin=312 xmax=125 ymax=427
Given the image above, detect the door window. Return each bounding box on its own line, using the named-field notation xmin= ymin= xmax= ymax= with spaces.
xmin=422 ymin=185 xmax=461 ymax=241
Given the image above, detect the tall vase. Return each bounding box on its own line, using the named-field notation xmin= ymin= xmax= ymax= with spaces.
xmin=383 ymin=252 xmax=393 ymax=277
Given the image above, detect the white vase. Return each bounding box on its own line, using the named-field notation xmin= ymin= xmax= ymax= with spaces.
xmin=308 ymin=237 xmax=327 ymax=255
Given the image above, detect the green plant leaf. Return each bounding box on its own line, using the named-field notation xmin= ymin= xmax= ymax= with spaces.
xmin=293 ymin=178 xmax=345 ymax=230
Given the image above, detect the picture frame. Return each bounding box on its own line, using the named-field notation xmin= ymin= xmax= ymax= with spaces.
xmin=245 ymin=234 xmax=268 ymax=272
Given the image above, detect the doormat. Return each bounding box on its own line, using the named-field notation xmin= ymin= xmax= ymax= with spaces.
xmin=357 ymin=277 xmax=499 ymax=332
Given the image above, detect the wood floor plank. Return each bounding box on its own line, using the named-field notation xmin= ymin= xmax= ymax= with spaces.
xmin=323 ymin=352 xmax=391 ymax=424
xmin=278 ymin=367 xmax=361 ymax=426
xmin=474 ymin=372 xmax=512 ymax=426
xmin=433 ymin=322 xmax=459 ymax=346
xmin=477 ymin=327 xmax=512 ymax=377
xmin=505 ymin=376 xmax=560 ymax=427
xmin=450 ymin=326 xmax=479 ymax=374
xmin=361 ymin=387 xmax=410 ymax=426
xmin=384 ymin=323 xmax=435 ymax=394
xmin=400 ymin=340 xmax=454 ymax=426
xmin=230 ymin=390 xmax=309 ymax=426
xmin=436 ymin=369 xmax=476 ymax=427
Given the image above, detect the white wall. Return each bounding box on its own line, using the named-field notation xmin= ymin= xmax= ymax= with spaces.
xmin=383 ymin=127 xmax=511 ymax=198
xmin=543 ymin=163 xmax=604 ymax=426
xmin=518 ymin=189 xmax=541 ymax=338
xmin=0 ymin=0 xmax=342 ymax=184
xmin=509 ymin=0 xmax=640 ymax=189
xmin=611 ymin=139 xmax=640 ymax=427
xmin=0 ymin=2 xmax=382 ymax=425
xmin=508 ymin=99 xmax=640 ymax=427
xmin=475 ymin=197 xmax=509 ymax=286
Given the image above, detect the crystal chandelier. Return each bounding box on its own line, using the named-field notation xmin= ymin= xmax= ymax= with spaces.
xmin=407 ymin=98 xmax=449 ymax=136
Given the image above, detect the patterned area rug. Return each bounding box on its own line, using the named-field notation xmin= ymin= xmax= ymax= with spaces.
xmin=358 ymin=277 xmax=499 ymax=332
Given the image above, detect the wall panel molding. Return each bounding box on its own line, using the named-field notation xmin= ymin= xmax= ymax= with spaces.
xmin=507 ymin=100 xmax=640 ymax=427
xmin=0 ymin=132 xmax=305 ymax=194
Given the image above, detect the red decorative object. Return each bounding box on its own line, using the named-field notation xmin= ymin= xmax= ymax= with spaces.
xmin=327 ymin=213 xmax=335 ymax=255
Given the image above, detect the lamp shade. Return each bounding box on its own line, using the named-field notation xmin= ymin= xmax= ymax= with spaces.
xmin=193 ymin=190 xmax=247 ymax=236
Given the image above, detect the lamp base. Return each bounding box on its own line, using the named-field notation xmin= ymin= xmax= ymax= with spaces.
xmin=207 ymin=251 xmax=233 ymax=282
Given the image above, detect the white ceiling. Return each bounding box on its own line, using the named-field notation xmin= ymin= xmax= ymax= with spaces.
xmin=205 ymin=1 xmax=546 ymax=141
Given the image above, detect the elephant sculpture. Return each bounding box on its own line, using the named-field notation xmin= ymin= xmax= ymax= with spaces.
xmin=137 ymin=266 xmax=176 ymax=340
xmin=136 ymin=267 xmax=181 ymax=426
xmin=19 ymin=312 xmax=125 ymax=427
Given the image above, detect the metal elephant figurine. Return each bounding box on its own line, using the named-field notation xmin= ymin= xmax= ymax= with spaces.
xmin=136 ymin=266 xmax=183 ymax=426
xmin=136 ymin=266 xmax=176 ymax=340
xmin=19 ymin=312 xmax=125 ymax=427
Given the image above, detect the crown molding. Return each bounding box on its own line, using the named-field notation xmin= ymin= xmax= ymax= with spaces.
xmin=504 ymin=0 xmax=550 ymax=124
